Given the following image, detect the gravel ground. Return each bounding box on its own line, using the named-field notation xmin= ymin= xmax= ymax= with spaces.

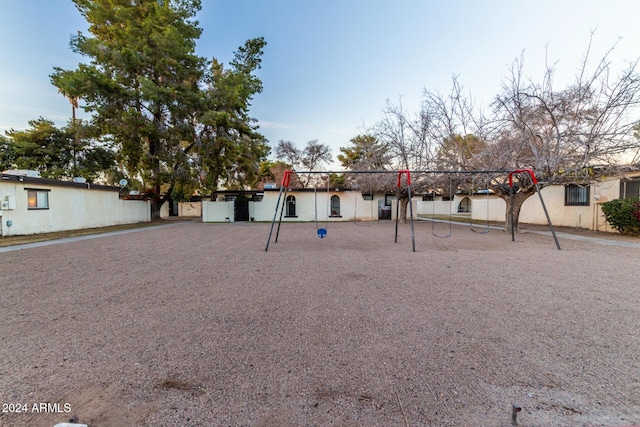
xmin=1 ymin=221 xmax=639 ymax=427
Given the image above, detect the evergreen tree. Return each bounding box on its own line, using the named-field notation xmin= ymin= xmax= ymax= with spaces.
xmin=51 ymin=0 xmax=268 ymax=216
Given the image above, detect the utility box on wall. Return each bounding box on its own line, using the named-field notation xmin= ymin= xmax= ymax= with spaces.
xmin=3 ymin=195 xmax=16 ymax=210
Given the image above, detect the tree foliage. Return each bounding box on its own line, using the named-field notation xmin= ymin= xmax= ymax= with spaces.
xmin=197 ymin=38 xmax=270 ymax=193
xmin=337 ymin=134 xmax=393 ymax=192
xmin=2 ymin=118 xmax=116 ymax=181
xmin=51 ymin=0 xmax=268 ymax=215
xmin=337 ymin=134 xmax=389 ymax=170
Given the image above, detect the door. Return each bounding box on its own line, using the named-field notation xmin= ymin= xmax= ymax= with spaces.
xmin=169 ymin=200 xmax=179 ymax=217
xmin=235 ymin=196 xmax=250 ymax=221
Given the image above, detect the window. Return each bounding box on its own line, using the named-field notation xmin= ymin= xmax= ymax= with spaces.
xmin=330 ymin=195 xmax=340 ymax=216
xmin=620 ymin=179 xmax=640 ymax=199
xmin=458 ymin=197 xmax=471 ymax=213
xmin=27 ymin=189 xmax=50 ymax=210
xmin=285 ymin=195 xmax=296 ymax=217
xmin=565 ymin=184 xmax=590 ymax=206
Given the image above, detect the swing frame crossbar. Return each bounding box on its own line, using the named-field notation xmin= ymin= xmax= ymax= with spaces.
xmin=264 ymin=168 xmax=561 ymax=252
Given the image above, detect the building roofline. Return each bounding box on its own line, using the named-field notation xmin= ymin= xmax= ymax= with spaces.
xmin=1 ymin=173 xmax=120 ymax=192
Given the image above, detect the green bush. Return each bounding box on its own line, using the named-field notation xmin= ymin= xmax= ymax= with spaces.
xmin=601 ymin=197 xmax=640 ymax=235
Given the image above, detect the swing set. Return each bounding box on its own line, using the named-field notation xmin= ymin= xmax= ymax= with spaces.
xmin=314 ymin=177 xmax=329 ymax=238
xmin=264 ymin=168 xmax=561 ymax=252
xmin=353 ymin=172 xmax=376 ymax=227
xmin=429 ymin=174 xmax=491 ymax=237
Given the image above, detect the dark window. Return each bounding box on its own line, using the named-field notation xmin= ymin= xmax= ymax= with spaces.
xmin=285 ymin=195 xmax=296 ymax=217
xmin=620 ymin=179 xmax=640 ymax=199
xmin=565 ymin=184 xmax=590 ymax=206
xmin=458 ymin=197 xmax=471 ymax=213
xmin=330 ymin=195 xmax=340 ymax=216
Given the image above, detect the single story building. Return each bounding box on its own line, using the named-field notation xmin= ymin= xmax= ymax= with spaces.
xmin=0 ymin=170 xmax=150 ymax=237
xmin=201 ymin=171 xmax=640 ymax=233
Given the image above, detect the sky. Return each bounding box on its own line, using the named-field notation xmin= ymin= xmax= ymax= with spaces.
xmin=2 ymin=0 xmax=640 ymax=167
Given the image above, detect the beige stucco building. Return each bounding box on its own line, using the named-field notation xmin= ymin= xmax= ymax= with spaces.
xmin=4 ymin=168 xmax=637 ymax=236
xmin=201 ymin=172 xmax=640 ymax=234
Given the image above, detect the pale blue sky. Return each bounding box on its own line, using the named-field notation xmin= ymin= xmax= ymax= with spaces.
xmin=2 ymin=0 xmax=640 ymax=164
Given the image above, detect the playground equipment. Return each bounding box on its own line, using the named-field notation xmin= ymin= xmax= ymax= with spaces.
xmin=353 ymin=172 xmax=375 ymax=226
xmin=431 ymin=174 xmax=453 ymax=238
xmin=509 ymin=169 xmax=561 ymax=250
xmin=469 ymin=176 xmax=490 ymax=234
xmin=395 ymin=170 xmax=415 ymax=252
xmin=314 ymin=177 xmax=330 ymax=238
xmin=264 ymin=168 xmax=561 ymax=252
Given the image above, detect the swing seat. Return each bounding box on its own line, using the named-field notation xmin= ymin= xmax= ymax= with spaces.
xmin=317 ymin=228 xmax=327 ymax=238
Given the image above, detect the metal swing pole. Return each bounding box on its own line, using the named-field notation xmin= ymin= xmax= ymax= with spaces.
xmin=395 ymin=196 xmax=400 ymax=243
xmin=510 ymin=184 xmax=515 ymax=243
xmin=408 ymin=181 xmax=416 ymax=252
xmin=508 ymin=169 xmax=561 ymax=250
xmin=395 ymin=170 xmax=415 ymax=252
xmin=534 ymin=182 xmax=561 ymax=250
xmin=265 ymin=170 xmax=292 ymax=251
xmin=469 ymin=175 xmax=490 ymax=234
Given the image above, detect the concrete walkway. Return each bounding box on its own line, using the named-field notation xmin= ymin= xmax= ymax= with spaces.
xmin=418 ymin=218 xmax=640 ymax=249
xmin=0 ymin=223 xmax=176 ymax=253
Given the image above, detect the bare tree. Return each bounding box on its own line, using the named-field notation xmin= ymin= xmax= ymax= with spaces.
xmin=374 ymin=36 xmax=640 ymax=230
xmin=373 ymin=98 xmax=431 ymax=221
xmin=375 ymin=97 xmax=434 ymax=172
xmin=375 ymin=81 xmax=490 ymax=221
xmin=275 ymin=140 xmax=301 ymax=168
xmin=490 ymin=35 xmax=640 ymax=230
xmin=274 ymin=139 xmax=332 ymax=187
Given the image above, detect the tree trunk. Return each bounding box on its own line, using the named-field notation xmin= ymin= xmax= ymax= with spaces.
xmin=501 ymin=188 xmax=536 ymax=232
xmin=150 ymin=196 xmax=164 ymax=219
xmin=399 ymin=197 xmax=409 ymax=223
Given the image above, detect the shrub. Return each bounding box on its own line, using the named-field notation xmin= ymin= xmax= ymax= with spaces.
xmin=601 ymin=197 xmax=640 ymax=235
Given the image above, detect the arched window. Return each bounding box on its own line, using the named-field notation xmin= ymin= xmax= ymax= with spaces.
xmin=458 ymin=196 xmax=471 ymax=213
xmin=286 ymin=195 xmax=296 ymax=217
xmin=330 ymin=195 xmax=340 ymax=216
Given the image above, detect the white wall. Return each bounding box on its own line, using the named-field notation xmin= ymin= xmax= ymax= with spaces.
xmin=0 ymin=180 xmax=150 ymax=236
xmin=201 ymin=176 xmax=634 ymax=232
xmin=203 ymin=191 xmax=390 ymax=223
xmin=202 ymin=200 xmax=234 ymax=222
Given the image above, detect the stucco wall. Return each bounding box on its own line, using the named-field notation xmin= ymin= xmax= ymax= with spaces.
xmin=200 ymin=177 xmax=634 ymax=232
xmin=204 ymin=191 xmax=391 ymax=223
xmin=0 ymin=180 xmax=150 ymax=236
xmin=202 ymin=200 xmax=235 ymax=222
xmin=179 ymin=201 xmax=201 ymax=217
xmin=417 ymin=184 xmax=619 ymax=232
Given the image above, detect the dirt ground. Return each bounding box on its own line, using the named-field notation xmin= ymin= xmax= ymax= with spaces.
xmin=1 ymin=221 xmax=639 ymax=427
